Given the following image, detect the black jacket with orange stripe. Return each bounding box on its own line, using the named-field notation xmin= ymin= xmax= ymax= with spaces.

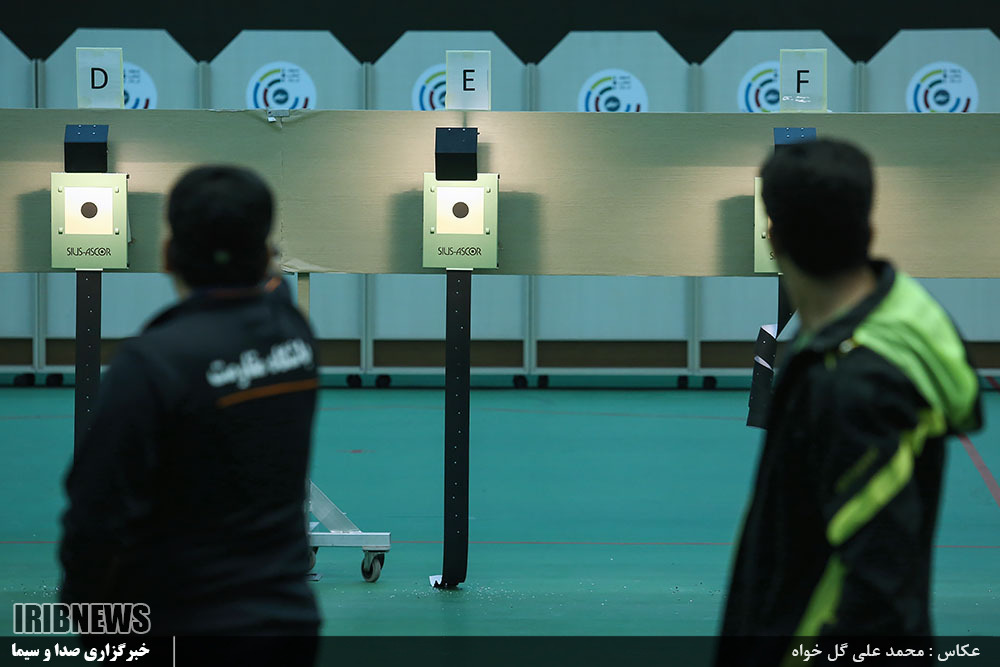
xmin=717 ymin=262 xmax=981 ymax=665
xmin=60 ymin=278 xmax=320 ymax=635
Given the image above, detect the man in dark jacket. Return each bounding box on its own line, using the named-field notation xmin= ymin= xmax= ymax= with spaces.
xmin=60 ymin=166 xmax=320 ymax=658
xmin=717 ymin=140 xmax=981 ymax=664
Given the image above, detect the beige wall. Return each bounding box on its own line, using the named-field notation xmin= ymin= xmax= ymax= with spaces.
xmin=2 ymin=109 xmax=997 ymax=277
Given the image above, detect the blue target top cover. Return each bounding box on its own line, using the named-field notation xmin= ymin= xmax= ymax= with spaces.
xmin=435 ymin=127 xmax=478 ymax=181
xmin=65 ymin=124 xmax=109 ymax=143
xmin=773 ymin=127 xmax=817 ymax=146
xmin=64 ymin=124 xmax=109 ymax=173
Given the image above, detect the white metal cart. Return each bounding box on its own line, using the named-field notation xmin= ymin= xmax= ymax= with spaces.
xmin=307 ymin=481 xmax=390 ymax=582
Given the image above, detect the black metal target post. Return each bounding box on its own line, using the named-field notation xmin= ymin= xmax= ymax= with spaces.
xmin=441 ymin=269 xmax=472 ymax=587
xmin=747 ymin=266 xmax=796 ymax=428
xmin=74 ymin=271 xmax=102 ymax=449
xmin=65 ymin=125 xmax=109 ymax=451
xmin=431 ymin=126 xmax=480 ymax=588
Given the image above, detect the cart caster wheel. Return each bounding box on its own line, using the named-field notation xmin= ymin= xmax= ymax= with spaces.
xmin=346 ymin=374 xmax=362 ymax=388
xmin=45 ymin=373 xmax=64 ymax=387
xmin=702 ymin=376 xmax=717 ymax=390
xmin=308 ymin=547 xmax=318 ymax=571
xmin=537 ymin=375 xmax=549 ymax=389
xmin=13 ymin=374 xmax=35 ymax=387
xmin=361 ymin=552 xmax=385 ymax=583
xmin=677 ymin=375 xmax=689 ymax=389
xmin=375 ymin=374 xmax=391 ymax=389
xmin=513 ymin=375 xmax=528 ymax=389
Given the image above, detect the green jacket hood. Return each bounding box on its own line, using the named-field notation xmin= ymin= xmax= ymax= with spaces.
xmin=852 ymin=272 xmax=980 ymax=433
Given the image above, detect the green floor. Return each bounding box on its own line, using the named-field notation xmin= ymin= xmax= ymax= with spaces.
xmin=0 ymin=388 xmax=997 ymax=635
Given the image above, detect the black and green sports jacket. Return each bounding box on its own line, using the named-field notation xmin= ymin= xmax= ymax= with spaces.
xmin=717 ymin=261 xmax=981 ymax=663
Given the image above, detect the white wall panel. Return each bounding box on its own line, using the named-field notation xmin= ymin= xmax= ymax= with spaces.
xmin=308 ymin=274 xmax=364 ymax=339
xmin=535 ymin=32 xmax=691 ymax=346
xmin=43 ymin=29 xmax=198 ymax=109
xmin=0 ymin=274 xmax=35 ymax=338
xmin=536 ymin=276 xmax=686 ymax=340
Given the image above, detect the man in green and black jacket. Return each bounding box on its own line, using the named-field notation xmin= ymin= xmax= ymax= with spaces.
xmin=717 ymin=140 xmax=981 ymax=665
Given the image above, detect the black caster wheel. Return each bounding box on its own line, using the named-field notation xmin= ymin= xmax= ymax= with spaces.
xmin=702 ymin=376 xmax=718 ymax=390
xmin=361 ymin=552 xmax=385 ymax=583
xmin=537 ymin=375 xmax=550 ymax=389
xmin=375 ymin=374 xmax=391 ymax=389
xmin=308 ymin=547 xmax=318 ymax=571
xmin=45 ymin=374 xmax=64 ymax=387
xmin=513 ymin=375 xmax=528 ymax=389
xmin=346 ymin=374 xmax=362 ymax=388
xmin=13 ymin=374 xmax=35 ymax=387
xmin=677 ymin=375 xmax=689 ymax=389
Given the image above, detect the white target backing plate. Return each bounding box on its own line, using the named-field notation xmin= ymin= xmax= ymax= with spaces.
xmin=51 ymin=172 xmax=129 ymax=269
xmin=423 ymin=173 xmax=498 ymax=270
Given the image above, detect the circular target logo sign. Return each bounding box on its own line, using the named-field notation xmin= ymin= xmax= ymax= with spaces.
xmin=907 ymin=62 xmax=978 ymax=113
xmin=123 ymin=62 xmax=157 ymax=109
xmin=412 ymin=63 xmax=447 ymax=111
xmin=246 ymin=61 xmax=317 ymax=110
xmin=578 ymin=69 xmax=648 ymax=112
xmin=738 ymin=61 xmax=780 ymax=113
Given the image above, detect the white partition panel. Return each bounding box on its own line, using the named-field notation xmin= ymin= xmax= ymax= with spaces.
xmin=101 ymin=274 xmax=177 ymax=337
xmin=0 ymin=275 xmax=35 ymax=338
xmin=865 ymin=30 xmax=1000 ymax=113
xmin=43 ymin=29 xmax=198 ymax=109
xmin=371 ymin=32 xmax=527 ymax=365
xmin=373 ymin=275 xmax=445 ymax=340
xmin=0 ymin=33 xmax=34 ymax=358
xmin=699 ymin=277 xmax=778 ymax=341
xmin=537 ymin=31 xmax=689 ymax=112
xmin=471 ymin=275 xmax=525 ymax=339
xmin=535 ymin=32 xmax=690 ymax=369
xmin=46 ymin=273 xmax=176 ymax=338
xmin=0 ymin=31 xmax=33 ymax=108
xmin=920 ymin=279 xmax=1000 ymax=342
xmin=373 ymin=30 xmax=526 ymax=111
xmin=867 ymin=30 xmax=1000 ymax=351
xmin=372 ymin=274 xmax=524 ymax=340
xmin=700 ymin=30 xmax=857 ymax=113
xmin=208 ymin=30 xmax=362 ymax=110
xmin=46 ymin=274 xmax=75 ymax=339
xmin=309 ymin=273 xmax=364 ymax=340
xmin=536 ymin=277 xmax=686 ymax=340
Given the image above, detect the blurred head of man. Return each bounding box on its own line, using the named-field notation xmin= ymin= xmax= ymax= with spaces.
xmin=164 ymin=165 xmax=274 ymax=292
xmin=761 ymin=139 xmax=877 ymax=330
xmin=762 ymin=138 xmax=873 ymax=278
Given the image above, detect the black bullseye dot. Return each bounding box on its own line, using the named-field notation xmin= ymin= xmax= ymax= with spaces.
xmin=452 ymin=202 xmax=469 ymax=219
xmin=80 ymin=202 xmax=98 ymax=219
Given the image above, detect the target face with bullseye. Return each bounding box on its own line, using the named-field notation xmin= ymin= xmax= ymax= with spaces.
xmin=123 ymin=62 xmax=157 ymax=109
xmin=738 ymin=61 xmax=780 ymax=113
xmin=246 ymin=61 xmax=317 ymax=110
xmin=436 ymin=186 xmax=485 ymax=235
xmin=412 ymin=63 xmax=447 ymax=111
xmin=907 ymin=62 xmax=978 ymax=113
xmin=64 ymin=186 xmax=113 ymax=235
xmin=577 ymin=69 xmax=648 ymax=112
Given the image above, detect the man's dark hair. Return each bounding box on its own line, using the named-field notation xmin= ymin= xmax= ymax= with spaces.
xmin=166 ymin=166 xmax=273 ymax=287
xmin=761 ymin=139 xmax=873 ymax=278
